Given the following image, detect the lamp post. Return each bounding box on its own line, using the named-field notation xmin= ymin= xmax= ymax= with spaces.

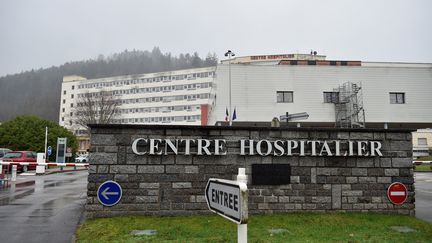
xmin=225 ymin=50 xmax=235 ymax=126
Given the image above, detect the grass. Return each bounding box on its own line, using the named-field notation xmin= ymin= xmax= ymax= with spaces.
xmin=76 ymin=213 xmax=432 ymax=242
xmin=415 ymin=164 xmax=432 ymax=172
xmin=416 ymin=156 xmax=432 ymax=161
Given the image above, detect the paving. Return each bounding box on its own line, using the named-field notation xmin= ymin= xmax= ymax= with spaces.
xmin=415 ymin=172 xmax=432 ymax=223
xmin=0 ymin=170 xmax=88 ymax=243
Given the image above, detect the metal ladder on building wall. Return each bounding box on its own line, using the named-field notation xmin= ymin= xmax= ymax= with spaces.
xmin=333 ymin=82 xmax=366 ymax=128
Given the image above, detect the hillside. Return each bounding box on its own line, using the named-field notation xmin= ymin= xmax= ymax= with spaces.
xmin=0 ymin=47 xmax=217 ymax=123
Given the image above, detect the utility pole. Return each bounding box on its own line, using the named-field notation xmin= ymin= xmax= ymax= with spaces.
xmin=44 ymin=126 xmax=48 ymax=158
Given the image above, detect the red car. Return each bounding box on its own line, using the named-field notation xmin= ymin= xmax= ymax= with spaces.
xmin=1 ymin=151 xmax=38 ymax=172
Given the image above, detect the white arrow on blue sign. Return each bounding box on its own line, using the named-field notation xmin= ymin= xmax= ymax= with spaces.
xmin=97 ymin=181 xmax=122 ymax=206
xmin=47 ymin=146 xmax=52 ymax=156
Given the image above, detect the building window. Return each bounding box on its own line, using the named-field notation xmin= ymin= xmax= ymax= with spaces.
xmin=323 ymin=92 xmax=339 ymax=103
xmin=390 ymin=92 xmax=405 ymax=104
xmin=63 ymin=90 xmax=66 ymax=95
xmin=62 ymin=117 xmax=64 ymax=121
xmin=62 ymin=108 xmax=65 ymax=112
xmin=276 ymin=91 xmax=293 ymax=103
xmin=418 ymin=138 xmax=427 ymax=146
xmin=63 ymin=99 xmax=66 ymax=104
xmin=70 ymin=103 xmax=74 ymax=108
xmin=71 ymin=94 xmax=74 ymax=99
xmin=72 ymin=85 xmax=75 ymax=90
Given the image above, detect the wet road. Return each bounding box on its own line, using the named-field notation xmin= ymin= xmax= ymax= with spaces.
xmin=415 ymin=172 xmax=432 ymax=223
xmin=0 ymin=171 xmax=88 ymax=243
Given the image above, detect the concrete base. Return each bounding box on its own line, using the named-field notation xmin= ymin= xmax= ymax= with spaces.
xmin=36 ymin=165 xmax=45 ymax=174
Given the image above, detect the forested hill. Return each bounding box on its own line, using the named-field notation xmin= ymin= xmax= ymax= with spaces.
xmin=0 ymin=47 xmax=218 ymax=123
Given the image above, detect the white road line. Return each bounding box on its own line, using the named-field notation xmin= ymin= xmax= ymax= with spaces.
xmin=416 ymin=189 xmax=432 ymax=194
xmin=20 ymin=173 xmax=36 ymax=176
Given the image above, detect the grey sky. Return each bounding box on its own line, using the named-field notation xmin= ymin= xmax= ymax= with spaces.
xmin=1 ymin=0 xmax=431 ymax=77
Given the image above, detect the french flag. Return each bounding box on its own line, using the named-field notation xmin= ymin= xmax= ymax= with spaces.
xmin=225 ymin=107 xmax=229 ymax=121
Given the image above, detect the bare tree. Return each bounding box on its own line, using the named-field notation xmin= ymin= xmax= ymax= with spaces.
xmin=73 ymin=90 xmax=120 ymax=133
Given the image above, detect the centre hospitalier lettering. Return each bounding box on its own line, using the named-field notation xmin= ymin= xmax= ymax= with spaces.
xmin=131 ymin=138 xmax=383 ymax=157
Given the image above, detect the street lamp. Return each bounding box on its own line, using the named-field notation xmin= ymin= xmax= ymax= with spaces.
xmin=225 ymin=50 xmax=235 ymax=126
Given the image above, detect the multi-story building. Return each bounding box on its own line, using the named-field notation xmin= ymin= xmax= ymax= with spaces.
xmin=208 ymin=54 xmax=432 ymax=129
xmin=60 ymin=53 xmax=432 ymax=155
xmin=59 ymin=67 xmax=216 ymax=154
xmin=412 ymin=129 xmax=432 ymax=158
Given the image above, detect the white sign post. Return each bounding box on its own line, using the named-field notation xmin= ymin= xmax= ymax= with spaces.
xmin=11 ymin=165 xmax=17 ymax=182
xmin=205 ymin=168 xmax=248 ymax=242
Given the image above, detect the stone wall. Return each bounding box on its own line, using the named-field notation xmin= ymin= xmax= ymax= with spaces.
xmin=86 ymin=125 xmax=414 ymax=218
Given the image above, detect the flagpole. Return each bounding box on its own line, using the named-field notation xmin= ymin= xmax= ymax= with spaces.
xmin=229 ymin=57 xmax=232 ymax=126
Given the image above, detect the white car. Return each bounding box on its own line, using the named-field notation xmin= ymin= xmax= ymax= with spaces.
xmin=0 ymin=148 xmax=11 ymax=158
xmin=75 ymin=155 xmax=88 ymax=163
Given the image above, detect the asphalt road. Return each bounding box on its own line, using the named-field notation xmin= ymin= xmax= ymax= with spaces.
xmin=0 ymin=170 xmax=88 ymax=243
xmin=415 ymin=172 xmax=432 ymax=223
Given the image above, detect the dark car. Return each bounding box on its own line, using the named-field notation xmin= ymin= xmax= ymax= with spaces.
xmin=1 ymin=151 xmax=38 ymax=172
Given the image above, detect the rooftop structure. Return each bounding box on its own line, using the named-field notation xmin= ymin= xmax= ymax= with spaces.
xmin=220 ymin=53 xmax=327 ymax=65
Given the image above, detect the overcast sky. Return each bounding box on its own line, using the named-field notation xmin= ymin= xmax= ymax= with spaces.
xmin=0 ymin=0 xmax=431 ymax=77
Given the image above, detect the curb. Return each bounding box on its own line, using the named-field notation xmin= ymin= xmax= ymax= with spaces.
xmin=72 ymin=202 xmax=88 ymax=243
xmin=44 ymin=168 xmax=88 ymax=175
xmin=2 ymin=169 xmax=88 ymax=187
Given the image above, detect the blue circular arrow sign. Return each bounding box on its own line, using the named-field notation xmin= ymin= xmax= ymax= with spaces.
xmin=47 ymin=146 xmax=52 ymax=156
xmin=97 ymin=181 xmax=122 ymax=206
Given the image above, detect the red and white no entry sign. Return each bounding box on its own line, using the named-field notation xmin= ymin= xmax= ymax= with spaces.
xmin=387 ymin=182 xmax=408 ymax=205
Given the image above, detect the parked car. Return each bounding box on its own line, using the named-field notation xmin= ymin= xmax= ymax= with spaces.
xmin=75 ymin=155 xmax=88 ymax=163
xmin=1 ymin=151 xmax=38 ymax=172
xmin=0 ymin=148 xmax=12 ymax=158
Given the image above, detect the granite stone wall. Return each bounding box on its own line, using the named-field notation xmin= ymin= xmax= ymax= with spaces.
xmin=86 ymin=125 xmax=414 ymax=218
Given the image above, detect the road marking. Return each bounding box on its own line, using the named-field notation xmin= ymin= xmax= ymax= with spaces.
xmin=20 ymin=173 xmax=36 ymax=176
xmin=416 ymin=189 xmax=432 ymax=194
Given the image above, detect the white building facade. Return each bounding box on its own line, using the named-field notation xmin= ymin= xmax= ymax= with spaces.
xmin=59 ymin=67 xmax=216 ymax=153
xmin=412 ymin=129 xmax=432 ymax=158
xmin=208 ymin=60 xmax=432 ymax=129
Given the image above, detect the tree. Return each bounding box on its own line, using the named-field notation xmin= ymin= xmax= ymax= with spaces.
xmin=73 ymin=90 xmax=120 ymax=134
xmin=205 ymin=52 xmax=218 ymax=66
xmin=191 ymin=52 xmax=202 ymax=68
xmin=0 ymin=116 xmax=77 ymax=161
